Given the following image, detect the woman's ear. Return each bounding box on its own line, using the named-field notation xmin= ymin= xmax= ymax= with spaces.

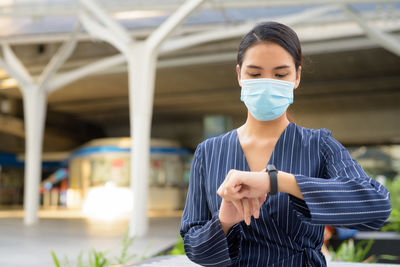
xmin=294 ymin=65 xmax=302 ymax=90
xmin=236 ymin=64 xmax=242 ymax=87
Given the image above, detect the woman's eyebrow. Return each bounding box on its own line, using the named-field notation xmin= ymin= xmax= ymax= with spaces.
xmin=274 ymin=65 xmax=290 ymax=70
xmin=246 ymin=64 xmax=263 ymax=70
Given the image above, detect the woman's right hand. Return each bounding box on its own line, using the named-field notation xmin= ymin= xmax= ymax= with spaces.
xmin=219 ymin=198 xmax=244 ymax=235
xmin=219 ymin=196 xmax=266 ymax=235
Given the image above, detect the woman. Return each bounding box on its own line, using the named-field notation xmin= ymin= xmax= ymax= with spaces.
xmin=180 ymin=21 xmax=391 ymax=267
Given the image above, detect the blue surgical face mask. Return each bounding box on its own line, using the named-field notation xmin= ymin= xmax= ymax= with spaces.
xmin=240 ymin=78 xmax=294 ymax=121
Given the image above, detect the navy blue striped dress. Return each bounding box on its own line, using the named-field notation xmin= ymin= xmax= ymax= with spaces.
xmin=180 ymin=121 xmax=391 ymax=266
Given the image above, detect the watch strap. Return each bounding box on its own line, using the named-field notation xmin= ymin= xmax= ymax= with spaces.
xmin=266 ymin=164 xmax=278 ymax=195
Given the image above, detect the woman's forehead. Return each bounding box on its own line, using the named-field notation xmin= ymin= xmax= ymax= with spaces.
xmin=242 ymin=42 xmax=294 ymax=68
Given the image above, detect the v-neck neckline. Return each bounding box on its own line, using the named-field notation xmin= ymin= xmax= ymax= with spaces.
xmin=235 ymin=121 xmax=294 ymax=172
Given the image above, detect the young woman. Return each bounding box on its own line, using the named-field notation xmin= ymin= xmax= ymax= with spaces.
xmin=180 ymin=21 xmax=391 ymax=267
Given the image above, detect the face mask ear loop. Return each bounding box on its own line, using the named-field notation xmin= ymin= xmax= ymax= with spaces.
xmin=237 ymin=65 xmax=243 ymax=88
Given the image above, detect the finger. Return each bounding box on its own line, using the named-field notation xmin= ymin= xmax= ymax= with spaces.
xmin=236 ymin=186 xmax=250 ymax=199
xmin=217 ymin=181 xmax=226 ymax=196
xmin=226 ymin=184 xmax=243 ymax=200
xmin=217 ymin=180 xmax=228 ymax=196
xmin=234 ymin=184 xmax=259 ymax=200
xmin=217 ymin=170 xmax=234 ymax=195
xmin=224 ymin=173 xmax=243 ymax=194
xmin=258 ymin=194 xmax=267 ymax=205
xmin=217 ymin=186 xmax=223 ymax=197
xmin=252 ymin=198 xmax=260 ymax=219
xmin=223 ymin=187 xmax=248 ymax=201
xmin=243 ymin=198 xmax=251 ymax=226
xmin=222 ymin=192 xmax=238 ymax=202
xmin=232 ymin=199 xmax=244 ymax=218
xmin=218 ymin=182 xmax=234 ymax=198
xmin=234 ymin=184 xmax=242 ymax=192
xmin=217 ymin=188 xmax=230 ymax=199
xmin=226 ymin=184 xmax=242 ymax=195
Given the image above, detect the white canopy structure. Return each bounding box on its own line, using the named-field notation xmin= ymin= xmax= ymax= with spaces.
xmin=0 ymin=0 xmax=398 ymax=237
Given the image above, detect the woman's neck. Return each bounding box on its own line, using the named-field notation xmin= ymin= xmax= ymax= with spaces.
xmin=239 ymin=111 xmax=290 ymax=140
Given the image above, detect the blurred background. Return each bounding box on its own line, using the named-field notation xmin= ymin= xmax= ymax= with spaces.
xmin=0 ymin=0 xmax=399 ymax=266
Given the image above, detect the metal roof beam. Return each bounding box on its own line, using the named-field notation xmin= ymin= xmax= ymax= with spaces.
xmin=341 ymin=4 xmax=400 ymax=57
xmin=0 ymin=44 xmax=33 ymax=90
xmin=147 ymin=0 xmax=206 ymax=52
xmin=0 ymin=0 xmax=398 ymax=16
xmin=37 ymin=24 xmax=80 ymax=90
xmin=80 ymin=0 xmax=132 ymax=46
xmin=3 ymin=33 xmax=389 ymax=89
xmin=47 ymin=54 xmax=125 ymax=93
xmin=0 ymin=7 xmax=396 ymax=45
xmin=161 ymin=5 xmax=339 ymax=54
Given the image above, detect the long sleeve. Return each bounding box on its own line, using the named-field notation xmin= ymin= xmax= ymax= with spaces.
xmin=290 ymin=129 xmax=391 ymax=230
xmin=180 ymin=142 xmax=242 ymax=266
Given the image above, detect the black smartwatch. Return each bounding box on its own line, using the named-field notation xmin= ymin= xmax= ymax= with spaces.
xmin=266 ymin=164 xmax=278 ymax=195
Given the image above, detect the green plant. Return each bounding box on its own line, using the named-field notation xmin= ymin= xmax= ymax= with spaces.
xmin=52 ymin=248 xmax=110 ymax=267
xmin=330 ymin=239 xmax=375 ymax=263
xmin=382 ymin=208 xmax=400 ymax=232
xmin=51 ymin=229 xmax=139 ymax=267
xmin=89 ymin=249 xmax=109 ymax=267
xmin=168 ymin=236 xmax=185 ymax=255
xmin=385 ymin=176 xmax=400 ymax=208
xmin=382 ymin=176 xmax=400 ymax=232
xmin=76 ymin=252 xmax=84 ymax=267
xmin=51 ymin=250 xmax=62 ymax=267
xmin=113 ymin=230 xmax=137 ymax=264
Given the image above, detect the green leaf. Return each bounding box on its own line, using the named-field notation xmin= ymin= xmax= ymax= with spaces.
xmin=382 ymin=176 xmax=400 ymax=232
xmin=379 ymin=254 xmax=400 ymax=261
xmin=50 ymin=250 xmax=61 ymax=267
xmin=77 ymin=251 xmax=85 ymax=267
xmin=50 ymin=227 xmax=142 ymax=267
xmin=169 ymin=236 xmax=185 ymax=255
xmin=330 ymin=238 xmax=375 ymax=262
xmin=358 ymin=239 xmax=374 ymax=262
xmin=114 ymin=229 xmax=137 ymax=264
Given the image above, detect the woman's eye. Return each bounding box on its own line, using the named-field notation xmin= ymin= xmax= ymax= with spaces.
xmin=275 ymin=73 xmax=288 ymax=78
xmin=248 ymin=73 xmax=261 ymax=77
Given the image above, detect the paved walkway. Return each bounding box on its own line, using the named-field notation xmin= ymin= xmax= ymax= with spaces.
xmin=0 ymin=214 xmax=181 ymax=267
xmin=133 ymin=255 xmax=400 ymax=266
xmin=2 ymin=210 xmax=398 ymax=267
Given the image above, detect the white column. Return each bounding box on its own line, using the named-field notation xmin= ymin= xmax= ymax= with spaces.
xmin=0 ymin=28 xmax=77 ymax=224
xmin=128 ymin=43 xmax=157 ymax=236
xmin=128 ymin=0 xmax=206 ymax=237
xmin=80 ymin=0 xmax=206 ymax=237
xmin=22 ymin=85 xmax=47 ymax=224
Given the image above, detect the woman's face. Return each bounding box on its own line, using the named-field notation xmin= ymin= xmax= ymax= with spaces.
xmin=237 ymin=41 xmax=301 ymax=89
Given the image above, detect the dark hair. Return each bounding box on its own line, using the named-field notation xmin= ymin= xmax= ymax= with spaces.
xmin=237 ymin=21 xmax=302 ymax=71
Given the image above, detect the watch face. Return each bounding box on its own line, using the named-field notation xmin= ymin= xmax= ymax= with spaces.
xmin=267 ymin=164 xmax=276 ymax=171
